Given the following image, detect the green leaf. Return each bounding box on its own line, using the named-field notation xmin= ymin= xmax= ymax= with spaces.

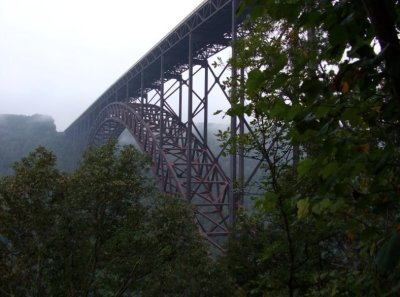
xmin=270 ymin=100 xmax=290 ymax=118
xmin=297 ymin=198 xmax=310 ymax=219
xmin=311 ymin=198 xmax=332 ymax=215
xmin=330 ymin=198 xmax=346 ymax=212
xmin=329 ymin=23 xmax=349 ymax=47
xmin=256 ymin=192 xmax=279 ymax=212
xmin=301 ymin=79 xmax=323 ymax=99
xmin=342 ymin=108 xmax=362 ymax=125
xmin=315 ymin=106 xmax=331 ymax=118
xmin=297 ymin=159 xmax=313 ymax=177
xmin=271 ymin=73 xmax=289 ymax=89
xmin=228 ymin=103 xmax=252 ymax=117
xmin=287 ymin=104 xmax=303 ymax=120
xmin=350 ymin=162 xmax=365 ymax=178
xmin=320 ymin=161 xmax=339 ymax=179
xmin=261 ymin=241 xmax=283 ymax=261
xmin=376 ymin=233 xmax=400 ymax=273
xmin=269 ymin=53 xmax=288 ymax=76
xmin=247 ymin=69 xmax=265 ymax=95
xmin=254 ymin=100 xmax=269 ymax=115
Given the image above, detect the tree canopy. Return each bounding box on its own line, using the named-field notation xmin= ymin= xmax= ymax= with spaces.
xmin=0 ymin=141 xmax=228 ymax=297
xmin=219 ymin=0 xmax=400 ymax=296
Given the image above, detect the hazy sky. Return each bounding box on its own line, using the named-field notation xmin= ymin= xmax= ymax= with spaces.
xmin=0 ymin=0 xmax=206 ymax=131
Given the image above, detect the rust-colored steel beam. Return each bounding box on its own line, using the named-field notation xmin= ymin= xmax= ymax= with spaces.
xmin=64 ymin=0 xmax=260 ymax=250
xmin=89 ymin=102 xmax=230 ymax=250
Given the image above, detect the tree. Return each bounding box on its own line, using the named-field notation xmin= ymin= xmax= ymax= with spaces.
xmin=52 ymin=141 xmax=154 ymax=296
xmin=222 ymin=0 xmax=400 ymax=296
xmin=0 ymin=147 xmax=62 ymax=296
xmin=139 ymin=195 xmax=231 ymax=297
xmin=0 ymin=141 xmax=226 ymax=296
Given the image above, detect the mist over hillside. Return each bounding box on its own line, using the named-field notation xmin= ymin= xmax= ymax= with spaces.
xmin=0 ymin=114 xmax=74 ymax=175
xmin=0 ymin=115 xmax=233 ymax=176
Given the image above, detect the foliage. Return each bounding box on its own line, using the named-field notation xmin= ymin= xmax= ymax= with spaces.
xmin=0 ymin=147 xmax=62 ymax=297
xmin=222 ymin=0 xmax=400 ymax=296
xmin=0 ymin=141 xmax=225 ymax=296
xmin=139 ymin=195 xmax=231 ymax=297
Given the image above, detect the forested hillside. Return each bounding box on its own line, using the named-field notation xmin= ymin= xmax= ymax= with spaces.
xmin=0 ymin=114 xmax=69 ymax=175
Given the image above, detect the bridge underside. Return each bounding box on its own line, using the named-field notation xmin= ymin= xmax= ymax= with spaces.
xmin=65 ymin=0 xmax=262 ymax=250
xmin=90 ymin=102 xmax=230 ymax=250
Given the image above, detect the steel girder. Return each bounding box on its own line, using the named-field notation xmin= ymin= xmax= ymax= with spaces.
xmin=89 ymin=102 xmax=230 ymax=250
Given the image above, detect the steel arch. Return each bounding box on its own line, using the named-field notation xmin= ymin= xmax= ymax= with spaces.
xmin=89 ymin=102 xmax=230 ymax=250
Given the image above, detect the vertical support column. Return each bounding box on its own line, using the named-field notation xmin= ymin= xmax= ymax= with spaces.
xmin=179 ymin=77 xmax=183 ymax=120
xmin=160 ymin=55 xmax=165 ymax=150
xmin=141 ymin=71 xmax=145 ymax=115
xmin=186 ymin=34 xmax=194 ymax=201
xmin=160 ymin=54 xmax=166 ymax=191
xmin=125 ymin=83 xmax=129 ymax=102
xmin=203 ymin=63 xmax=209 ymax=146
xmin=239 ymin=67 xmax=245 ymax=207
xmin=229 ymin=0 xmax=238 ymax=228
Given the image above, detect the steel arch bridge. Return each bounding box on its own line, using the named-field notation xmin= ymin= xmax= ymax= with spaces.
xmin=65 ymin=0 xmax=262 ymax=250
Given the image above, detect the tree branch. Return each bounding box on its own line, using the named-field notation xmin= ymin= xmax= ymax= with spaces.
xmin=362 ymin=0 xmax=400 ymax=101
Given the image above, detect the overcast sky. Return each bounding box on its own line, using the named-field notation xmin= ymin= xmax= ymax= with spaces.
xmin=0 ymin=0 xmax=206 ymax=131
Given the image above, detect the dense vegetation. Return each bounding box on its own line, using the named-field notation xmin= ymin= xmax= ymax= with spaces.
xmin=0 ymin=141 xmax=229 ymax=296
xmin=219 ymin=0 xmax=400 ymax=296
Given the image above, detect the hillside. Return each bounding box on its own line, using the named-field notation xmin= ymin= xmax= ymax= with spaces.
xmin=0 ymin=114 xmax=71 ymax=175
xmin=0 ymin=116 xmax=261 ymax=197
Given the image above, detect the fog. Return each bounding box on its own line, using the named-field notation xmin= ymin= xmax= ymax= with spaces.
xmin=0 ymin=0 xmax=207 ymax=131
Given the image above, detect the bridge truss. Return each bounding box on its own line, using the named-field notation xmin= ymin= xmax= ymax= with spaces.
xmin=65 ymin=0 xmax=262 ymax=250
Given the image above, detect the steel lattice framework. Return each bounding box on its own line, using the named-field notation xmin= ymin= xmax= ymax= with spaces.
xmin=89 ymin=102 xmax=230 ymax=249
xmin=65 ymin=0 xmax=260 ymax=250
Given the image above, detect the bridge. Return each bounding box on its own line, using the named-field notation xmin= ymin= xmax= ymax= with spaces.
xmin=65 ymin=0 xmax=261 ymax=250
